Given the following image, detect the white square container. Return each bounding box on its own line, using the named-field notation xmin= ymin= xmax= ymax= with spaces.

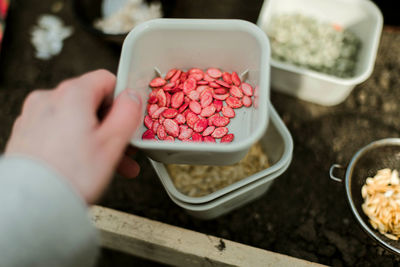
xmin=115 ymin=19 xmax=271 ymax=165
xmin=257 ymin=0 xmax=383 ymax=106
xmin=149 ymin=104 xmax=293 ymax=219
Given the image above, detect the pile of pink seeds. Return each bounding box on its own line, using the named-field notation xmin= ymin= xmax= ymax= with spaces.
xmin=142 ymin=68 xmax=255 ymax=143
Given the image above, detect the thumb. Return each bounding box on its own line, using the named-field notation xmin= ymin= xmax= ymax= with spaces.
xmin=98 ymin=89 xmax=142 ymax=159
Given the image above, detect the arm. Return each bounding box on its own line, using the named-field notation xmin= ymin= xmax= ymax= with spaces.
xmin=0 ymin=156 xmax=98 ymax=267
xmin=0 ymin=69 xmax=142 ymax=266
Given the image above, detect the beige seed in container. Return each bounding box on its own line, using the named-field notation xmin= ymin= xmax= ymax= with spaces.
xmin=361 ymin=168 xmax=400 ymax=240
xmin=167 ymin=142 xmax=270 ymax=197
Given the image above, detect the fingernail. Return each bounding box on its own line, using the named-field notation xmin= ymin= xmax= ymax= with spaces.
xmin=127 ymin=89 xmax=142 ymax=105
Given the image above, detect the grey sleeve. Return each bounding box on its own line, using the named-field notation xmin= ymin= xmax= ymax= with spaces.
xmin=0 ymin=156 xmax=99 ymax=267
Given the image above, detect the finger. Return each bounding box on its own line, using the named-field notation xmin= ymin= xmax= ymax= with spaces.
xmin=4 ymin=116 xmax=22 ymax=153
xmin=79 ymin=69 xmax=116 ymax=110
xmin=21 ymin=89 xmax=49 ymax=115
xmin=98 ymin=89 xmax=142 ymax=162
xmin=125 ymin=145 xmax=138 ymax=156
xmin=57 ymin=69 xmax=116 ymax=111
xmin=116 ymin=155 xmax=140 ymax=178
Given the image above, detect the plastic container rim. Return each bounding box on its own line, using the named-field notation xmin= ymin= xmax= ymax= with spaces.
xmin=344 ymin=138 xmax=400 ymax=256
xmin=257 ymin=0 xmax=383 ymax=86
xmin=165 ymin=154 xmax=292 ymax=212
xmin=116 ymin=18 xmax=271 ymax=153
xmin=149 ymin=103 xmax=294 ymax=204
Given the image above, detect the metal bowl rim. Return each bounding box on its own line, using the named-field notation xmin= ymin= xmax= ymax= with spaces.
xmin=344 ymin=137 xmax=400 ymax=255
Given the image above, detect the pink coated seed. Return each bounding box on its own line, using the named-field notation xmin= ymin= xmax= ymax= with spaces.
xmin=203 ymin=136 xmax=216 ymax=143
xmin=241 ymin=83 xmax=254 ymax=96
xmin=156 ymin=89 xmax=167 ymax=107
xmin=222 ymin=106 xmax=235 ymax=118
xmin=149 ymin=77 xmax=166 ymax=87
xmin=163 ymin=119 xmax=179 ymax=137
xmin=214 ymin=88 xmax=228 ymax=94
xmin=221 ymin=133 xmax=234 ymax=143
xmin=178 ymin=125 xmax=193 ymax=140
xmin=175 ymin=113 xmax=186 ymax=124
xmin=165 ymin=92 xmax=171 ymax=107
xmin=147 ymin=104 xmax=159 ymax=117
xmin=231 ymin=71 xmax=241 ymax=86
xmin=213 ymin=100 xmax=223 ymax=112
xmin=200 ymin=87 xmax=214 ymax=98
xmin=206 ymin=68 xmax=222 ymax=79
xmin=209 ymin=81 xmax=220 ymax=88
xmin=215 ymin=79 xmax=231 ymax=88
xmin=188 ymin=68 xmax=204 ymax=75
xmin=202 ymin=126 xmax=215 ymax=136
xmin=189 ymin=73 xmax=203 ymax=81
xmin=242 ymin=95 xmax=252 ymax=107
xmin=142 ymin=129 xmax=155 ymax=140
xmin=162 ymin=108 xmax=178 ymax=119
xmin=179 ymin=72 xmax=187 ymax=82
xmin=222 ymin=72 xmax=232 ymax=84
xmin=147 ymin=95 xmax=157 ymax=104
xmin=213 ymin=115 xmax=230 ymax=127
xmin=186 ymin=112 xmax=199 ymax=129
xmin=170 ymin=69 xmax=182 ymax=83
xmin=144 ymin=115 xmax=154 ymax=129
xmin=189 ymin=101 xmax=202 ymax=114
xmin=171 ymin=92 xmax=184 ymax=109
xmin=179 ymin=71 xmax=189 ymax=82
xmin=192 ymin=132 xmax=203 ymax=142
xmin=200 ymin=105 xmax=216 ymax=117
xmin=226 ymin=96 xmax=243 ymax=109
xmin=211 ymin=127 xmax=228 ymax=139
xmin=193 ymin=118 xmax=208 ymax=133
xmin=156 ymin=125 xmax=167 ymax=140
xmin=197 ymin=80 xmax=209 ymax=85
xmin=178 ymin=102 xmax=189 ymax=114
xmin=200 ymin=92 xmax=213 ymax=108
xmin=203 ymin=73 xmax=215 ymax=82
xmin=152 ymin=120 xmax=160 ymax=133
xmin=163 ymin=82 xmax=176 ymax=91
xmin=165 ymin=69 xmax=177 ymax=80
xmin=151 ymin=106 xmax=168 ymax=119
xmin=213 ymin=93 xmax=229 ymax=101
xmin=229 ymin=85 xmax=243 ymax=98
xmin=196 ymin=85 xmax=209 ymax=94
xmin=188 ymin=90 xmax=200 ymax=101
xmin=159 ymin=115 xmax=165 ymax=125
xmin=183 ymin=77 xmax=197 ymax=94
xmin=148 ymin=90 xmax=158 ymax=104
xmin=208 ymin=114 xmax=218 ymax=126
xmin=164 ymin=136 xmax=175 ymax=142
xmin=182 ymin=109 xmax=191 ymax=118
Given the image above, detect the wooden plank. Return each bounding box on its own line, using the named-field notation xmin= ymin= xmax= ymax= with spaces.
xmin=90 ymin=205 xmax=325 ymax=267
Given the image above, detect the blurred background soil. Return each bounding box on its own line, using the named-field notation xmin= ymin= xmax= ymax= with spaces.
xmin=1 ymin=1 xmax=400 ymax=266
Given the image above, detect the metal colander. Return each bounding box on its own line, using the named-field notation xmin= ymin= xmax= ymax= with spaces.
xmin=330 ymin=138 xmax=400 ymax=255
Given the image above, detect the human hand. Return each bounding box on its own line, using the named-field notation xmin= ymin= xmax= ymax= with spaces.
xmin=5 ymin=69 xmax=142 ymax=204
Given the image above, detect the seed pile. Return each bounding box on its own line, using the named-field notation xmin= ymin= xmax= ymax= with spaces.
xmin=266 ymin=13 xmax=361 ymax=78
xmin=94 ymin=0 xmax=162 ymax=34
xmin=142 ymin=68 xmax=255 ymax=143
xmin=361 ymin=168 xmax=400 ymax=240
xmin=31 ymin=15 xmax=73 ymax=60
xmin=167 ymin=142 xmax=269 ymax=197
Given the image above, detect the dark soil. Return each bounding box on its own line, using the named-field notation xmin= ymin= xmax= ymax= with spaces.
xmin=1 ymin=1 xmax=400 ymax=266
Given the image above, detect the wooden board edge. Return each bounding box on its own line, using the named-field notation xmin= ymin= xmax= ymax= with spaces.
xmin=90 ymin=205 xmax=325 ymax=267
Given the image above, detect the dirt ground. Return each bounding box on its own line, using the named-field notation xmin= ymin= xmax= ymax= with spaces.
xmin=1 ymin=1 xmax=400 ymax=266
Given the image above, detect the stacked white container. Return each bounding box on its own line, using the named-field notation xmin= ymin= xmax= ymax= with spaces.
xmin=116 ymin=18 xmax=294 ymax=219
xmin=150 ymin=104 xmax=293 ymax=220
xmin=257 ymin=0 xmax=383 ymax=106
